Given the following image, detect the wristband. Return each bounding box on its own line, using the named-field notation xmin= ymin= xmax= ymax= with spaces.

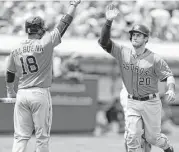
xmin=106 ymin=20 xmax=113 ymax=27
xmin=61 ymin=14 xmax=73 ymax=25
xmin=168 ymin=83 xmax=175 ymax=92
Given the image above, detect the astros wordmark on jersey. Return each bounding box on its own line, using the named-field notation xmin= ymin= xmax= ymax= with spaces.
xmin=110 ymin=42 xmax=172 ymax=97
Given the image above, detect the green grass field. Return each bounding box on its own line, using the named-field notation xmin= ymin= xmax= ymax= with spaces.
xmin=0 ymin=123 xmax=178 ymax=152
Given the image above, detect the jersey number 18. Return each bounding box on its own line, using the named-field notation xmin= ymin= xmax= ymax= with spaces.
xmin=20 ymin=55 xmax=39 ymax=74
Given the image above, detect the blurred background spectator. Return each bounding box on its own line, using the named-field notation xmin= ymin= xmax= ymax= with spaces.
xmin=1 ymin=1 xmax=179 ymax=41
xmin=104 ymin=97 xmax=125 ymax=134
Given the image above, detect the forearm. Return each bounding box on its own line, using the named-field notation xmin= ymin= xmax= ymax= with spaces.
xmin=6 ymin=82 xmax=15 ymax=92
xmin=56 ymin=5 xmax=78 ymax=37
xmin=57 ymin=15 xmax=73 ymax=37
xmin=99 ymin=20 xmax=113 ymax=53
xmin=167 ymin=76 xmax=175 ymax=91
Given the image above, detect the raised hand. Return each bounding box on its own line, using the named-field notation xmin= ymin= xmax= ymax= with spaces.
xmin=106 ymin=3 xmax=119 ymax=21
xmin=70 ymin=0 xmax=81 ymax=7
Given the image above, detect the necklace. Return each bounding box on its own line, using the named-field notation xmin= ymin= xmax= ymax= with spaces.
xmin=136 ymin=49 xmax=147 ymax=57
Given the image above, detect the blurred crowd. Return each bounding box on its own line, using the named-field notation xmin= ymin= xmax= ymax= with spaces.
xmin=1 ymin=1 xmax=179 ymax=41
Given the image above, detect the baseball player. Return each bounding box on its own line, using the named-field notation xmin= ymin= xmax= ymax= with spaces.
xmin=98 ymin=3 xmax=175 ymax=152
xmin=5 ymin=1 xmax=81 ymax=152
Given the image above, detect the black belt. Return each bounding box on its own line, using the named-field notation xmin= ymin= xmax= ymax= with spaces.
xmin=128 ymin=94 xmax=156 ymax=101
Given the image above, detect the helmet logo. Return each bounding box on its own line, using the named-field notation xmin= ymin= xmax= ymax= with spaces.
xmin=134 ymin=25 xmax=140 ymax=30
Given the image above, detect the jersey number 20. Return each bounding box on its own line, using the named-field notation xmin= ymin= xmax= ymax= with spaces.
xmin=20 ymin=56 xmax=38 ymax=74
xmin=139 ymin=77 xmax=151 ymax=85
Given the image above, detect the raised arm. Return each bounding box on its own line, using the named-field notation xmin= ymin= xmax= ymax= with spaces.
xmin=56 ymin=0 xmax=81 ymax=37
xmin=99 ymin=4 xmax=119 ymax=53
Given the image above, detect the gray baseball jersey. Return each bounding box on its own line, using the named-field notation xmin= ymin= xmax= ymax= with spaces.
xmin=6 ymin=28 xmax=61 ymax=89
xmin=110 ymin=41 xmax=173 ymax=97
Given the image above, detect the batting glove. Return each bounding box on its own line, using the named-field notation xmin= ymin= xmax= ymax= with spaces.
xmin=106 ymin=3 xmax=119 ymax=21
xmin=70 ymin=0 xmax=81 ymax=7
xmin=165 ymin=90 xmax=175 ymax=103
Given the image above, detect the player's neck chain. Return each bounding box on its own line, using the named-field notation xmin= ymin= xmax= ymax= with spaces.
xmin=136 ymin=49 xmax=147 ymax=57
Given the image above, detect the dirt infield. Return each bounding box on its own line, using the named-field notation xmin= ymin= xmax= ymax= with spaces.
xmin=0 ymin=124 xmax=178 ymax=152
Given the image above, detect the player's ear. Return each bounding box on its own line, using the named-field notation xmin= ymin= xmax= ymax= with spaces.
xmin=144 ymin=36 xmax=149 ymax=43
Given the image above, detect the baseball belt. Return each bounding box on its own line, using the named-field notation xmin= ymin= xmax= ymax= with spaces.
xmin=128 ymin=94 xmax=156 ymax=101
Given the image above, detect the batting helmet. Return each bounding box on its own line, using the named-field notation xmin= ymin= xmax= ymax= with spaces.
xmin=129 ymin=24 xmax=150 ymax=38
xmin=25 ymin=16 xmax=46 ymax=35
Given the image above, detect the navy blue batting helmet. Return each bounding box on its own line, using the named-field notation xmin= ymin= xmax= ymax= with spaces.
xmin=129 ymin=24 xmax=150 ymax=37
xmin=25 ymin=16 xmax=46 ymax=34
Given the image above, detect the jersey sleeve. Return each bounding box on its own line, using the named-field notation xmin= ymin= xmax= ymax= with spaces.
xmin=154 ymin=56 xmax=173 ymax=81
xmin=110 ymin=41 xmax=123 ymax=61
xmin=6 ymin=52 xmax=16 ymax=73
xmin=50 ymin=28 xmax=61 ymax=47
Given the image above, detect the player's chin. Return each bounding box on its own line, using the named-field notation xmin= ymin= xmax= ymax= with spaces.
xmin=132 ymin=41 xmax=138 ymax=45
xmin=132 ymin=43 xmax=140 ymax=48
